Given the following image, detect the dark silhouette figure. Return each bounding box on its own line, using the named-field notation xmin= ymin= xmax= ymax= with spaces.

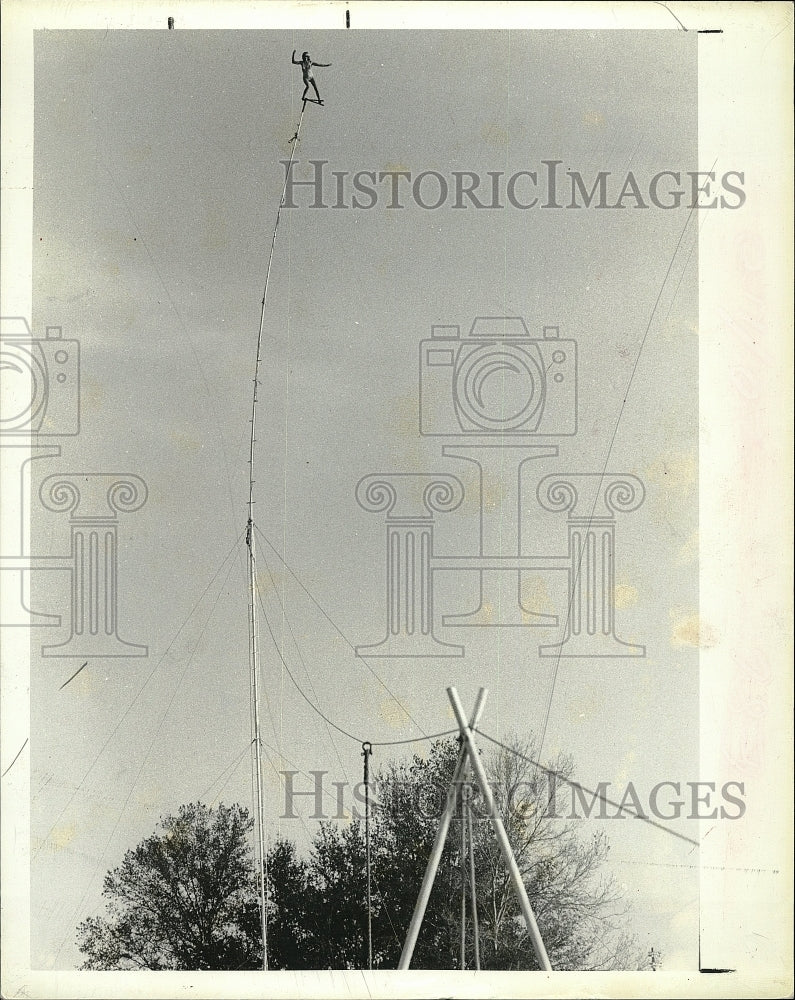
xmin=292 ymin=50 xmax=331 ymax=105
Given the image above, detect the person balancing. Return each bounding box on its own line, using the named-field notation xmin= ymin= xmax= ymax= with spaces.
xmin=292 ymin=50 xmax=331 ymax=105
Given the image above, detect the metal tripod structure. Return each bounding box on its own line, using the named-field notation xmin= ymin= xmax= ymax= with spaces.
xmin=398 ymin=687 xmax=553 ymax=972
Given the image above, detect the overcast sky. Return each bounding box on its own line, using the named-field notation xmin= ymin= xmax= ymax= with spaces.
xmin=30 ymin=28 xmax=699 ymax=969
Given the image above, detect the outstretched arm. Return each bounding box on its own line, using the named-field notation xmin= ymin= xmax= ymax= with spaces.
xmin=313 ymin=61 xmax=331 ymax=67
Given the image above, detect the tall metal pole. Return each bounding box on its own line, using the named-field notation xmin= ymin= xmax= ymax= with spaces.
xmin=447 ymin=687 xmax=553 ymax=972
xmin=362 ymin=741 xmax=373 ymax=970
xmin=466 ymin=796 xmax=481 ymax=971
xmin=247 ymin=284 xmax=269 ymax=969
xmin=246 ymin=522 xmax=268 ymax=970
xmin=460 ymin=776 xmax=467 ymax=970
xmin=246 ymin=101 xmax=307 ymax=973
xmin=247 ymin=319 xmax=268 ymax=969
xmin=398 ymin=688 xmax=489 ymax=970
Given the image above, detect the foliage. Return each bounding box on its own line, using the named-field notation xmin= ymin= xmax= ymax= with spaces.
xmin=268 ymin=737 xmax=649 ymax=971
xmin=78 ymin=740 xmax=649 ymax=971
xmin=77 ymin=802 xmax=261 ymax=970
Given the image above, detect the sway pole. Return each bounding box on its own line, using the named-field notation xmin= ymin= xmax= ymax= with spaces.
xmin=247 ymin=99 xmax=307 ymax=973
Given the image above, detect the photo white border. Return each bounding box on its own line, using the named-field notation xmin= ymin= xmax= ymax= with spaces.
xmin=2 ymin=2 xmax=792 ymax=997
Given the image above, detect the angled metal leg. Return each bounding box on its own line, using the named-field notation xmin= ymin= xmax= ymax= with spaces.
xmin=397 ymin=688 xmax=488 ymax=969
xmin=448 ymin=686 xmax=553 ymax=972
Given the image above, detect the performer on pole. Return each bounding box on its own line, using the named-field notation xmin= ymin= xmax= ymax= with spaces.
xmin=292 ymin=50 xmax=331 ymax=105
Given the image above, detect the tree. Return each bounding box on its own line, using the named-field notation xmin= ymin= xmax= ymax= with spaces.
xmin=464 ymin=735 xmax=645 ymax=971
xmin=265 ymin=836 xmax=310 ymax=969
xmin=270 ymin=737 xmax=649 ymax=971
xmin=77 ymin=802 xmax=262 ymax=970
xmin=300 ymin=819 xmax=371 ymax=968
xmin=77 ymin=738 xmax=650 ymax=971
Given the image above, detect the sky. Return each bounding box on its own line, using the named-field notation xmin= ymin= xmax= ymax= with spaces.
xmin=28 ymin=27 xmax=700 ymax=970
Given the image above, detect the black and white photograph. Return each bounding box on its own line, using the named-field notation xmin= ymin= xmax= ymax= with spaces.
xmin=1 ymin=2 xmax=792 ymax=997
